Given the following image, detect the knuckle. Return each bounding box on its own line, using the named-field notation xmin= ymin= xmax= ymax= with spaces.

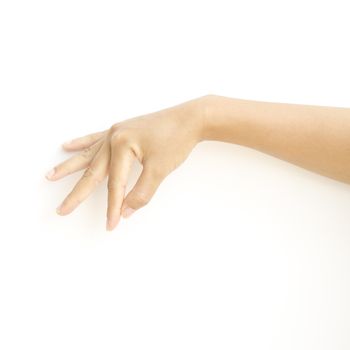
xmin=79 ymin=146 xmax=93 ymax=159
xmin=109 ymin=123 xmax=120 ymax=134
xmin=108 ymin=180 xmax=125 ymax=192
xmin=83 ymin=166 xmax=95 ymax=178
xmin=107 ymin=180 xmax=116 ymax=191
xmin=132 ymin=191 xmax=150 ymax=207
xmin=83 ymin=166 xmax=102 ymax=184
xmin=88 ymin=133 xmax=97 ymax=143
xmin=110 ymin=130 xmax=130 ymax=146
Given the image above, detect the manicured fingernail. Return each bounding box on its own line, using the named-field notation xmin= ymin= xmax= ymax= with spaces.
xmin=56 ymin=205 xmax=62 ymax=215
xmin=46 ymin=168 xmax=55 ymax=180
xmin=122 ymin=206 xmax=135 ymax=218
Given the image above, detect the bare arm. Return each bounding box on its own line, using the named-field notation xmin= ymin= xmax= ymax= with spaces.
xmin=202 ymin=95 xmax=350 ymax=184
xmin=46 ymin=94 xmax=350 ymax=231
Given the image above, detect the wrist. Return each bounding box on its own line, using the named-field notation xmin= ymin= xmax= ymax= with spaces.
xmin=197 ymin=94 xmax=222 ymax=142
xmin=197 ymin=94 xmax=252 ymax=145
xmin=177 ymin=95 xmax=213 ymax=144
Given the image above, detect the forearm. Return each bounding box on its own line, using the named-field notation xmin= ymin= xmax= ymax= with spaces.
xmin=200 ymin=95 xmax=350 ymax=184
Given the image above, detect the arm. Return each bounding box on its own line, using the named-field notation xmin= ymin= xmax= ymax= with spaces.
xmin=202 ymin=95 xmax=350 ymax=184
xmin=46 ymin=95 xmax=350 ymax=231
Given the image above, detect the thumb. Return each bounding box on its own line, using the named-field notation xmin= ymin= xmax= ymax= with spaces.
xmin=121 ymin=163 xmax=165 ymax=218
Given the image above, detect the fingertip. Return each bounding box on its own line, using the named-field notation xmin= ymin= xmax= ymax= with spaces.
xmin=56 ymin=204 xmax=71 ymax=216
xmin=106 ymin=218 xmax=112 ymax=231
xmin=106 ymin=216 xmax=120 ymax=231
xmin=121 ymin=206 xmax=136 ymax=219
xmin=61 ymin=143 xmax=75 ymax=151
xmin=62 ymin=140 xmax=73 ymax=148
xmin=106 ymin=222 xmax=113 ymax=231
xmin=45 ymin=168 xmax=56 ymax=180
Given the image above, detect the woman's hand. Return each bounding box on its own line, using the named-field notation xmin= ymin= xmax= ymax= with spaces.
xmin=46 ymin=96 xmax=207 ymax=231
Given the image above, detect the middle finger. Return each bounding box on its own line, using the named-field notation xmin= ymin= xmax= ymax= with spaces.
xmin=56 ymin=139 xmax=111 ymax=216
xmin=46 ymin=139 xmax=104 ymax=181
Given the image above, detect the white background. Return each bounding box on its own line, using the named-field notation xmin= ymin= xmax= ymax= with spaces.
xmin=1 ymin=0 xmax=350 ymax=349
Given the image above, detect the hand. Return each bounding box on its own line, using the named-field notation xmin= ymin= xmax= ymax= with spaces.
xmin=46 ymin=96 xmax=206 ymax=231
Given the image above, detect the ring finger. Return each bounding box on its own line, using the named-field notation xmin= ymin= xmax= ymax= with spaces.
xmin=46 ymin=139 xmax=104 ymax=181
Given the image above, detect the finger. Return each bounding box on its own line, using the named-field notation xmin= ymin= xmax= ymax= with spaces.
xmin=120 ymin=161 xmax=166 ymax=219
xmin=106 ymin=144 xmax=136 ymax=231
xmin=56 ymin=140 xmax=110 ymax=216
xmin=62 ymin=130 xmax=107 ymax=151
xmin=46 ymin=139 xmax=103 ymax=181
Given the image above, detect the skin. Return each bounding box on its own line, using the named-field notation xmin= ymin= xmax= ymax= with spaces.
xmin=46 ymin=94 xmax=350 ymax=231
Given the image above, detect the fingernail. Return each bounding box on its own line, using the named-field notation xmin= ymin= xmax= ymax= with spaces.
xmin=106 ymin=216 xmax=120 ymax=230
xmin=106 ymin=221 xmax=113 ymax=231
xmin=122 ymin=206 xmax=135 ymax=218
xmin=62 ymin=140 xmax=73 ymax=147
xmin=56 ymin=205 xmax=62 ymax=215
xmin=46 ymin=168 xmax=55 ymax=180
